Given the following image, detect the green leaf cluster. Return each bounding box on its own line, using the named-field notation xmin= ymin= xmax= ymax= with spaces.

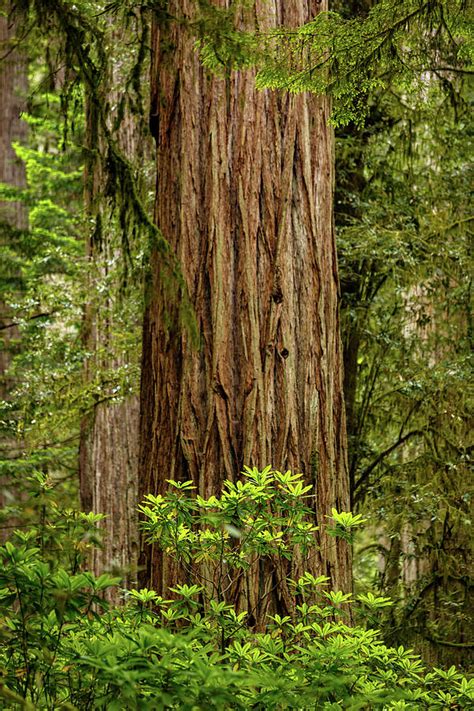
xmin=140 ymin=466 xmax=320 ymax=570
xmin=0 ymin=475 xmax=472 ymax=709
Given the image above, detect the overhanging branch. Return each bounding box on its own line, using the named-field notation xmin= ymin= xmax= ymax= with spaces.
xmin=354 ymin=428 xmax=426 ymax=495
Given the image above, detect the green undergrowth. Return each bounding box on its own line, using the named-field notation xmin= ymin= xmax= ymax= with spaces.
xmin=0 ymin=469 xmax=472 ymax=709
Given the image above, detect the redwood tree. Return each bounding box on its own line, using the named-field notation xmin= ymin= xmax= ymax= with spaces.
xmin=139 ymin=0 xmax=351 ymax=604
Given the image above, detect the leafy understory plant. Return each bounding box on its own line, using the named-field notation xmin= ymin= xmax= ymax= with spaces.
xmin=139 ymin=466 xmax=330 ymax=624
xmin=134 ymin=469 xmax=473 ymax=708
xmin=0 ymin=468 xmax=472 ymax=709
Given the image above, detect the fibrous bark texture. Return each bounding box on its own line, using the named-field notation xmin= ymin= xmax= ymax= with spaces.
xmin=139 ymin=0 xmax=351 ymax=606
xmin=0 ymin=5 xmax=27 ymax=232
xmin=79 ymin=388 xmax=139 ymax=590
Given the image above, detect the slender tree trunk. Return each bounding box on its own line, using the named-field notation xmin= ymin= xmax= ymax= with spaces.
xmin=139 ymin=0 xmax=351 ymax=613
xmin=78 ymin=24 xmax=148 ymax=596
xmin=0 ymin=4 xmax=27 ymax=232
xmin=0 ymin=3 xmax=28 ymax=529
xmin=79 ymin=363 xmax=140 ymax=593
xmin=79 ymin=217 xmax=140 ymax=594
xmin=0 ymin=1 xmax=28 ymax=369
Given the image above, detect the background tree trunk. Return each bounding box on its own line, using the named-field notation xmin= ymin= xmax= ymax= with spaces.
xmin=0 ymin=3 xmax=28 ymax=530
xmin=0 ymin=4 xmax=27 ymax=232
xmin=139 ymin=0 xmax=351 ymax=614
xmin=79 ymin=367 xmax=140 ymax=594
xmin=79 ymin=214 xmax=141 ymax=595
xmin=78 ymin=23 xmax=148 ymax=596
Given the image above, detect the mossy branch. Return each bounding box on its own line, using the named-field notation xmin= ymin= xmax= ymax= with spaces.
xmin=14 ymin=0 xmax=199 ymax=343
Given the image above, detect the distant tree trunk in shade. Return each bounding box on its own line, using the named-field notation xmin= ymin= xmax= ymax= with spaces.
xmin=0 ymin=4 xmax=28 ymax=528
xmin=0 ymin=7 xmax=27 ymax=233
xmin=335 ymin=121 xmax=371 ymax=506
xmin=78 ymin=26 xmax=148 ymax=596
xmin=139 ymin=0 xmax=351 ymax=616
xmin=79 ymin=375 xmax=140 ymax=593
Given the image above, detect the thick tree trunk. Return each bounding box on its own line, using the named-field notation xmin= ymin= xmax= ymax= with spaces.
xmin=0 ymin=4 xmax=28 ymax=529
xmin=139 ymin=0 xmax=351 ymax=610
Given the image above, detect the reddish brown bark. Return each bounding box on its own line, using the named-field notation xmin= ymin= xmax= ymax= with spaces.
xmin=79 ymin=389 xmax=139 ymax=589
xmin=0 ymin=5 xmax=27 ymax=232
xmin=139 ymin=0 xmax=351 ymax=609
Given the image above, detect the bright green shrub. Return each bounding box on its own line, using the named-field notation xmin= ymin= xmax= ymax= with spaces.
xmin=0 ymin=468 xmax=472 ymax=709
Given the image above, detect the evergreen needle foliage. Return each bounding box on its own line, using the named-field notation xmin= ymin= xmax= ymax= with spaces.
xmin=197 ymin=0 xmax=472 ymax=125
